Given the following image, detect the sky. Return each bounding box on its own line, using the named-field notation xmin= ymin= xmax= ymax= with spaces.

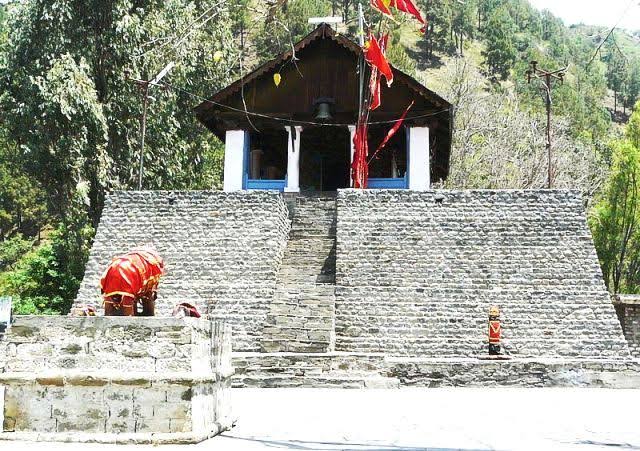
xmin=0 ymin=0 xmax=638 ymax=30
xmin=528 ymin=0 xmax=640 ymax=30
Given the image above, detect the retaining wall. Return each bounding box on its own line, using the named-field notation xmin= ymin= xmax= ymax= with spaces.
xmin=0 ymin=316 xmax=233 ymax=443
xmin=74 ymin=191 xmax=290 ymax=351
xmin=335 ymin=190 xmax=630 ymax=359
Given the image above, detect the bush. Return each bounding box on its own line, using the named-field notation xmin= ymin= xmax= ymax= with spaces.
xmin=0 ymin=234 xmax=33 ymax=271
xmin=0 ymin=226 xmax=89 ymax=315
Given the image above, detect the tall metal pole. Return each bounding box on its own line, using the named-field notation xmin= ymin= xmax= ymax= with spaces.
xmin=138 ymin=82 xmax=149 ymax=191
xmin=545 ymin=73 xmax=552 ymax=190
xmin=526 ymin=61 xmax=565 ymax=190
xmin=357 ymin=3 xmax=365 ymax=120
xmin=130 ymin=62 xmax=175 ymax=191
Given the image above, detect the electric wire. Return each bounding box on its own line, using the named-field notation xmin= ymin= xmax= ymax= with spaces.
xmin=586 ymin=0 xmax=637 ymax=67
xmin=158 ymin=80 xmax=450 ymax=127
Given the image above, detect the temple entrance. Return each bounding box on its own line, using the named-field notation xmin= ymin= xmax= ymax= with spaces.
xmin=299 ymin=126 xmax=350 ymax=191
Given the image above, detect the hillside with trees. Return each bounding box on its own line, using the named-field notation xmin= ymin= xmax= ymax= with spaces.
xmin=0 ymin=0 xmax=640 ymax=313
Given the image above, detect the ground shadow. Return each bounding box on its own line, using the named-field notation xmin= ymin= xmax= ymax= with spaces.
xmin=219 ymin=434 xmax=495 ymax=451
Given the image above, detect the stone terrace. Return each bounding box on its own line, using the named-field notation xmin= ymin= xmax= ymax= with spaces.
xmin=335 ymin=190 xmax=630 ymax=360
xmin=76 ymin=189 xmax=637 ymax=388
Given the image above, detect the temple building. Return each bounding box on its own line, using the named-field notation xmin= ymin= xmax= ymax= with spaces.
xmin=194 ymin=24 xmax=452 ymax=192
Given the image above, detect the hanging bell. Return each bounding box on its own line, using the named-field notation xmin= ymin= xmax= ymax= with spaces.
xmin=314 ymin=97 xmax=334 ymax=121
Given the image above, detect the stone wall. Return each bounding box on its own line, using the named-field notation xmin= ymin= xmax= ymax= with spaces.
xmin=614 ymin=295 xmax=640 ymax=358
xmin=335 ymin=190 xmax=630 ymax=359
xmin=231 ymin=353 xmax=640 ymax=388
xmin=0 ymin=316 xmax=232 ymax=443
xmin=74 ymin=191 xmax=290 ymax=351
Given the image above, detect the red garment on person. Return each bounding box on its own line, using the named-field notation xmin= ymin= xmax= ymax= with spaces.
xmin=489 ymin=320 xmax=501 ymax=344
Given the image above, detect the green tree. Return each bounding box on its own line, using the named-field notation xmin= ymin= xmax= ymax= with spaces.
xmin=604 ymin=39 xmax=627 ymax=114
xmin=1 ymin=0 xmax=237 ymax=226
xmin=482 ymin=7 xmax=516 ymax=80
xmin=476 ymin=0 xmax=501 ymax=31
xmin=623 ymin=62 xmax=640 ymax=115
xmin=0 ymin=143 xmax=48 ymax=241
xmin=452 ymin=0 xmax=475 ymax=55
xmin=423 ymin=0 xmax=455 ymax=57
xmin=591 ymin=106 xmax=640 ymax=293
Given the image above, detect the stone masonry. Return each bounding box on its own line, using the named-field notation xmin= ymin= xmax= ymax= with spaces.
xmin=614 ymin=295 xmax=640 ymax=358
xmin=335 ymin=190 xmax=630 ymax=359
xmin=74 ymin=191 xmax=290 ymax=352
xmin=260 ymin=194 xmax=337 ymax=353
xmin=0 ymin=316 xmax=233 ymax=443
xmin=76 ymin=189 xmax=637 ymax=388
xmin=336 ymin=190 xmax=629 ymax=359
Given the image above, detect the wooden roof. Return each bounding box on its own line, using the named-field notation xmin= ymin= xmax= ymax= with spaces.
xmin=194 ymin=23 xmax=453 ymax=181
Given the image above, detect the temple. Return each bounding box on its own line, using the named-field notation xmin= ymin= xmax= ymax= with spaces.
xmin=194 ymin=24 xmax=452 ymax=191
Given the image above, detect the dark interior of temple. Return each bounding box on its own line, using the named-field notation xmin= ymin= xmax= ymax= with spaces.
xmin=247 ymin=124 xmax=407 ymax=189
xmin=299 ymin=126 xmax=350 ymax=191
xmin=367 ymin=125 xmax=407 ymax=179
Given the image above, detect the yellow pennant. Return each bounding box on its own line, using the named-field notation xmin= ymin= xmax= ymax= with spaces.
xmin=273 ymin=73 xmax=281 ymax=87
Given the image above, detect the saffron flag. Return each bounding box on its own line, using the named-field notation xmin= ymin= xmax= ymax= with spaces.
xmin=391 ymin=0 xmax=426 ymax=32
xmin=371 ymin=0 xmax=393 ymax=17
xmin=365 ymin=33 xmax=393 ymax=87
xmin=368 ymin=101 xmax=414 ymax=164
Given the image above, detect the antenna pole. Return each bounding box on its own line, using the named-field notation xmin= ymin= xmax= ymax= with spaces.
xmin=525 ymin=61 xmax=566 ymax=189
xmin=131 ymin=62 xmax=175 ymax=190
xmin=138 ymin=82 xmax=150 ymax=191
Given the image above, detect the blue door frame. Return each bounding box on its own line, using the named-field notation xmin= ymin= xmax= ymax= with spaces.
xmin=241 ymin=129 xmax=408 ymax=191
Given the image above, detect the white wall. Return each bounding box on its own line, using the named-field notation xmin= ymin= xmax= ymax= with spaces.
xmin=223 ymin=130 xmax=247 ymax=191
xmin=408 ymin=127 xmax=430 ymax=190
xmin=284 ymin=126 xmax=303 ymax=193
xmin=348 ymin=125 xmax=356 ymax=188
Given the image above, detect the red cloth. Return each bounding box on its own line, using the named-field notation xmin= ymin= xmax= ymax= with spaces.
xmin=371 ymin=0 xmax=393 ymax=16
xmin=365 ymin=33 xmax=393 ymax=87
xmin=369 ymin=68 xmax=381 ymax=111
xmin=368 ymin=101 xmax=414 ymax=163
xmin=100 ymin=248 xmax=165 ymax=300
xmin=173 ymin=302 xmax=202 ymax=318
xmin=100 ymin=256 xmax=142 ymax=300
xmin=489 ymin=320 xmax=501 ymax=344
xmin=391 ymin=0 xmax=426 ymax=32
xmin=351 ymin=120 xmax=369 ymax=189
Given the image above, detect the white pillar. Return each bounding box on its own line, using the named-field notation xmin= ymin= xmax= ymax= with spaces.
xmin=285 ymin=126 xmax=303 ymax=192
xmin=408 ymin=126 xmax=430 ymax=190
xmin=348 ymin=125 xmax=356 ymax=188
xmin=223 ymin=130 xmax=247 ymax=191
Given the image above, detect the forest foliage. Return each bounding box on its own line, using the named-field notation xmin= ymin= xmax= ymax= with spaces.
xmin=0 ymin=0 xmax=639 ymax=313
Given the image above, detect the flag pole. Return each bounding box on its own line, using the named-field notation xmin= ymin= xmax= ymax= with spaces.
xmin=357 ymin=3 xmax=365 ymax=121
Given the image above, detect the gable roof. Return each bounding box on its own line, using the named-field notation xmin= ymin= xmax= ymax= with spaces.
xmin=194 ymin=23 xmax=453 ymax=182
xmin=194 ymin=23 xmax=451 ymax=116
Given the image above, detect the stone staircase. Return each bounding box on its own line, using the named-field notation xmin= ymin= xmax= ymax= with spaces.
xmin=260 ymin=194 xmax=337 ymax=353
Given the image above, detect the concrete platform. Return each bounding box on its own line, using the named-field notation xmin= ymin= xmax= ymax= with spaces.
xmin=6 ymin=387 xmax=640 ymax=450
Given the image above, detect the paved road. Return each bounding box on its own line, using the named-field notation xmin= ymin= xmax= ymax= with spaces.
xmin=8 ymin=388 xmax=640 ymax=450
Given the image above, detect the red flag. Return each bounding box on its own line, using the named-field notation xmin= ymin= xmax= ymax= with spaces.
xmin=352 ymin=120 xmax=369 ymax=189
xmin=364 ymin=33 xmax=393 ymax=87
xmin=369 ymin=68 xmax=381 ymax=111
xmin=391 ymin=0 xmax=426 ymax=32
xmin=371 ymin=0 xmax=393 ymax=16
xmin=368 ymin=101 xmax=414 ymax=164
